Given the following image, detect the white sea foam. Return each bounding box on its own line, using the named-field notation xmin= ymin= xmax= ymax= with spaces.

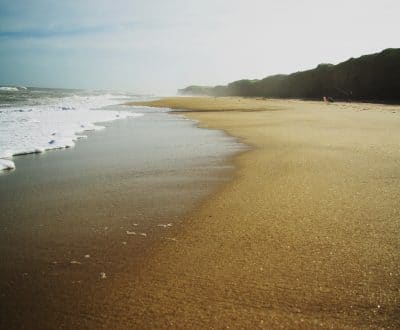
xmin=0 ymin=86 xmax=19 ymax=92
xmin=0 ymin=159 xmax=15 ymax=170
xmin=0 ymin=93 xmax=143 ymax=171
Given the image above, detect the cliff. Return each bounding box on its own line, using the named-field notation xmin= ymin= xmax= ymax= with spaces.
xmin=179 ymin=48 xmax=400 ymax=102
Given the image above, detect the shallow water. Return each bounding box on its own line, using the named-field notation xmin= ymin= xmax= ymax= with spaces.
xmin=0 ymin=87 xmax=147 ymax=170
xmin=0 ymin=104 xmax=246 ymax=328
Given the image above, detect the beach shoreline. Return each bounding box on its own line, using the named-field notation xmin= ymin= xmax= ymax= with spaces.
xmin=0 ymin=106 xmax=244 ymax=329
xmin=124 ymin=96 xmax=400 ymax=328
xmin=2 ymin=96 xmax=400 ymax=328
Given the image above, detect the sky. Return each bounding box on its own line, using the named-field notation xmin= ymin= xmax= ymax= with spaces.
xmin=0 ymin=0 xmax=399 ymax=94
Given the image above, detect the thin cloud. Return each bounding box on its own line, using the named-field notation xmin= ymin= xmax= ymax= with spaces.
xmin=0 ymin=0 xmax=399 ymax=92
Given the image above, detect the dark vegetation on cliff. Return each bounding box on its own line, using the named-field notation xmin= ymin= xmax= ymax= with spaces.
xmin=179 ymin=49 xmax=400 ymax=102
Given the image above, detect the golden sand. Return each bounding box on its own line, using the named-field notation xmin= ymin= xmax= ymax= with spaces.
xmin=121 ymin=97 xmax=400 ymax=328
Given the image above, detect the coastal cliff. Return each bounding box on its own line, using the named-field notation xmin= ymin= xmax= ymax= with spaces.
xmin=179 ymin=48 xmax=400 ymax=102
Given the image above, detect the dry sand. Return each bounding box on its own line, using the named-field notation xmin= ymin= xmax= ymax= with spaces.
xmin=122 ymin=97 xmax=400 ymax=328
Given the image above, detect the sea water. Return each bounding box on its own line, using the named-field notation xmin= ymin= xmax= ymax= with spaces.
xmin=0 ymin=86 xmax=146 ymax=170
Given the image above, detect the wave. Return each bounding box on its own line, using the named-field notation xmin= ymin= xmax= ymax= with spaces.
xmin=0 ymin=86 xmax=28 ymax=92
xmin=0 ymin=93 xmax=144 ymax=172
xmin=0 ymin=86 xmax=19 ymax=92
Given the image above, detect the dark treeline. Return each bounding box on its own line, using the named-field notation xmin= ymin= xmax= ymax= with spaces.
xmin=179 ymin=48 xmax=400 ymax=102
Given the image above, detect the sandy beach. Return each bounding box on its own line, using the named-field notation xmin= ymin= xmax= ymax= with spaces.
xmin=1 ymin=97 xmax=400 ymax=328
xmin=2 ymin=0 xmax=398 ymax=328
xmin=122 ymin=97 xmax=400 ymax=328
xmin=0 ymin=107 xmax=242 ymax=329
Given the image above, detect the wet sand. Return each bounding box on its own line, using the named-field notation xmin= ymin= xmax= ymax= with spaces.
xmin=123 ymin=97 xmax=400 ymax=328
xmin=0 ymin=106 xmax=243 ymax=329
xmin=2 ymin=97 xmax=400 ymax=328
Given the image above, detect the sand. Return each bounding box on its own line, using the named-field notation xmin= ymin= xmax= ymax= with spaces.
xmin=121 ymin=97 xmax=400 ymax=328
xmin=2 ymin=97 xmax=400 ymax=328
xmin=0 ymin=109 xmax=242 ymax=329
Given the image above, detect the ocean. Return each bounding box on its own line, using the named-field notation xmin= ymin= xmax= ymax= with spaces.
xmin=0 ymin=86 xmax=147 ymax=170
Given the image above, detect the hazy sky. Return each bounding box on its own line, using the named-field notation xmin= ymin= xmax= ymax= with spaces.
xmin=0 ymin=0 xmax=399 ymax=93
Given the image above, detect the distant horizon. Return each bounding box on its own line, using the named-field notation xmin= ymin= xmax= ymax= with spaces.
xmin=0 ymin=84 xmax=167 ymax=94
xmin=1 ymin=1 xmax=399 ymax=93
xmin=2 ymin=46 xmax=398 ymax=94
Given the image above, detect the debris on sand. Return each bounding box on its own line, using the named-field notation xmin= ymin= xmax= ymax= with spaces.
xmin=157 ymin=223 xmax=173 ymax=228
